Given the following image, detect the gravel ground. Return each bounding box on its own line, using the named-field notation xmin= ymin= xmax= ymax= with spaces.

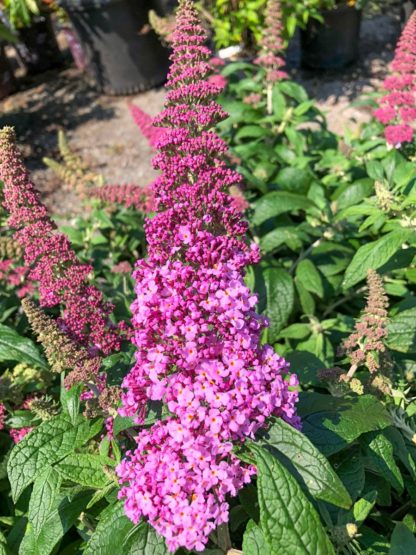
xmin=0 ymin=5 xmax=403 ymax=215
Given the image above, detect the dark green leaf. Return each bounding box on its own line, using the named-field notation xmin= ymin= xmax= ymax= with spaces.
xmin=263 ymin=268 xmax=294 ymax=342
xmin=57 ymin=454 xmax=112 ymax=489
xmin=343 ymin=230 xmax=412 ymax=289
xmin=252 ymin=444 xmax=335 ymax=555
xmin=387 ymin=305 xmax=416 ymax=353
xmin=124 ymin=521 xmax=168 ymax=555
xmin=27 ymin=466 xmax=61 ymax=536
xmin=298 ymin=394 xmax=392 ymax=456
xmin=7 ymin=413 xmax=98 ymax=501
xmin=0 ymin=324 xmax=47 ymax=369
xmin=389 ymin=523 xmax=416 ymax=555
xmin=259 ymin=418 xmax=352 ymax=508
xmin=253 ymin=191 xmax=316 ymax=226
xmin=296 ymin=259 xmax=324 ymax=298
xmin=84 ymin=502 xmax=134 ymax=555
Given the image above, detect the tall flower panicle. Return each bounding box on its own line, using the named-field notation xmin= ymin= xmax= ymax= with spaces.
xmin=88 ymin=183 xmax=155 ymax=213
xmin=374 ymin=12 xmax=416 ymax=147
xmin=117 ymin=1 xmax=299 ymax=552
xmin=254 ymin=0 xmax=287 ymax=84
xmin=129 ymin=104 xmax=167 ymax=149
xmin=0 ymin=127 xmax=121 ymax=356
xmin=342 ymin=269 xmax=389 ymax=374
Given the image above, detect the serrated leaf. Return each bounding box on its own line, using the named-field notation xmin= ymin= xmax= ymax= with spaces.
xmin=57 ymin=454 xmax=111 ymax=489
xmin=343 ymin=230 xmax=411 ymax=289
xmin=28 ymin=466 xmax=61 ymax=536
xmin=0 ymin=324 xmax=47 ymax=369
xmin=389 ymin=523 xmax=416 ymax=555
xmin=7 ymin=413 xmax=99 ymax=501
xmin=298 ymin=394 xmax=392 ymax=456
xmin=19 ymin=491 xmax=91 ymax=555
xmin=263 ymin=268 xmax=294 ymax=342
xmin=84 ymin=502 xmax=134 ymax=555
xmin=387 ymin=305 xmax=416 ymax=353
xmin=124 ymin=521 xmax=168 ymax=555
xmin=361 ymin=431 xmax=404 ymax=493
xmin=252 ymin=192 xmax=316 ymax=226
xmin=242 ymin=520 xmax=272 ymax=555
xmin=296 ymin=259 xmax=324 ymax=298
xmin=252 ymin=444 xmax=335 ymax=555
xmin=259 ymin=418 xmax=351 ymax=509
xmin=335 ymin=450 xmax=365 ymax=502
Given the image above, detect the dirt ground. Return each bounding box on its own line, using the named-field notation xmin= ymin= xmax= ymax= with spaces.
xmin=0 ymin=5 xmax=402 ymax=215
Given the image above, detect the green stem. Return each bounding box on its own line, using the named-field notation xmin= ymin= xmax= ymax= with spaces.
xmin=217 ymin=523 xmax=232 ymax=553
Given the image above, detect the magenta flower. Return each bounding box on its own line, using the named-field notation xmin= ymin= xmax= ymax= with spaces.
xmin=129 ymin=103 xmax=167 ymax=149
xmin=0 ymin=403 xmax=6 ymax=431
xmin=0 ymin=127 xmax=121 ymax=357
xmin=117 ymin=1 xmax=299 ymax=551
xmin=89 ymin=183 xmax=155 ymax=213
xmin=374 ymin=12 xmax=416 ymax=146
xmin=9 ymin=427 xmax=33 ymax=444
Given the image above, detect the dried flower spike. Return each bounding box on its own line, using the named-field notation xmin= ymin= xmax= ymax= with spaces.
xmin=0 ymin=127 xmax=121 ymax=355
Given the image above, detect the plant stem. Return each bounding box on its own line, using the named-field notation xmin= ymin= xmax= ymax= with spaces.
xmin=266 ymin=83 xmax=273 ymax=116
xmin=321 ymin=286 xmax=367 ymax=318
xmin=217 ymin=523 xmax=232 ymax=552
xmin=289 ymin=238 xmax=322 ymax=275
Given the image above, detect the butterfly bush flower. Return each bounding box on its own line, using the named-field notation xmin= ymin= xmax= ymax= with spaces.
xmin=254 ymin=0 xmax=287 ymax=84
xmin=89 ymin=183 xmax=155 ymax=213
xmin=129 ymin=103 xmax=167 ymax=149
xmin=117 ymin=1 xmax=299 ymax=551
xmin=374 ymin=12 xmax=416 ymax=147
xmin=0 ymin=127 xmax=121 ymax=357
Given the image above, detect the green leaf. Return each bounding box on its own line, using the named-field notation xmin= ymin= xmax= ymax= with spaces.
xmin=57 ymin=454 xmax=111 ymax=489
xmin=259 ymin=418 xmax=351 ymax=508
xmin=251 ymin=444 xmax=335 ymax=555
xmin=19 ymin=490 xmax=91 ymax=555
xmin=124 ymin=521 xmax=168 ymax=555
xmin=285 ymin=351 xmax=323 ymax=386
xmin=298 ymin=394 xmax=392 ymax=456
xmin=389 ymin=523 xmax=416 ymax=555
xmin=279 ymin=81 xmax=309 ymax=103
xmin=361 ymin=431 xmax=404 ymax=493
xmin=242 ymin=520 xmax=272 ymax=555
xmin=387 ymin=305 xmax=416 ymax=353
xmin=27 ymin=466 xmax=61 ymax=536
xmin=275 ymin=167 xmax=313 ymax=194
xmin=252 ymin=191 xmax=316 ymax=226
xmin=259 ymin=227 xmax=303 ymax=254
xmin=263 ymin=268 xmax=294 ymax=342
xmin=272 ymin=87 xmax=286 ymax=120
xmin=84 ymin=502 xmax=134 ymax=555
xmin=335 ymin=450 xmax=365 ymax=502
xmin=352 ymin=491 xmax=377 ymax=526
xmin=295 ymin=278 xmax=315 ymax=315
xmin=0 ymin=324 xmax=47 ymax=369
xmin=296 ymin=259 xmax=324 ymax=298
xmin=343 ymin=230 xmax=412 ymax=289
xmin=7 ymin=413 xmax=98 ymax=501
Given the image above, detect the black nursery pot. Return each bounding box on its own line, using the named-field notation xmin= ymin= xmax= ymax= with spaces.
xmin=300 ymin=5 xmax=362 ymax=70
xmin=0 ymin=44 xmax=17 ymax=99
xmin=61 ymin=0 xmax=171 ymax=95
xmin=18 ymin=14 xmax=62 ymax=74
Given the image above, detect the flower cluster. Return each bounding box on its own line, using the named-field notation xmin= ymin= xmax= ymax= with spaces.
xmin=254 ymin=0 xmax=287 ymax=84
xmin=341 ymin=269 xmax=389 ymax=374
xmin=117 ymin=1 xmax=299 ymax=552
xmin=9 ymin=427 xmax=33 ymax=444
xmin=0 ymin=127 xmax=121 ymax=356
xmin=89 ymin=183 xmax=155 ymax=213
xmin=0 ymin=259 xmax=34 ymax=298
xmin=374 ymin=12 xmax=416 ymax=147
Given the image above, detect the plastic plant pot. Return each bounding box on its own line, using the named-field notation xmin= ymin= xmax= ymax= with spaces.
xmin=300 ymin=4 xmax=362 ymax=70
xmin=61 ymin=0 xmax=171 ymax=95
xmin=18 ymin=14 xmax=63 ymax=74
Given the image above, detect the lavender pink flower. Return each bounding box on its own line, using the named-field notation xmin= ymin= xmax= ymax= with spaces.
xmin=374 ymin=12 xmax=416 ymax=147
xmin=117 ymin=1 xmax=299 ymax=551
xmin=9 ymin=427 xmax=32 ymax=444
xmin=0 ymin=127 xmax=121 ymax=356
